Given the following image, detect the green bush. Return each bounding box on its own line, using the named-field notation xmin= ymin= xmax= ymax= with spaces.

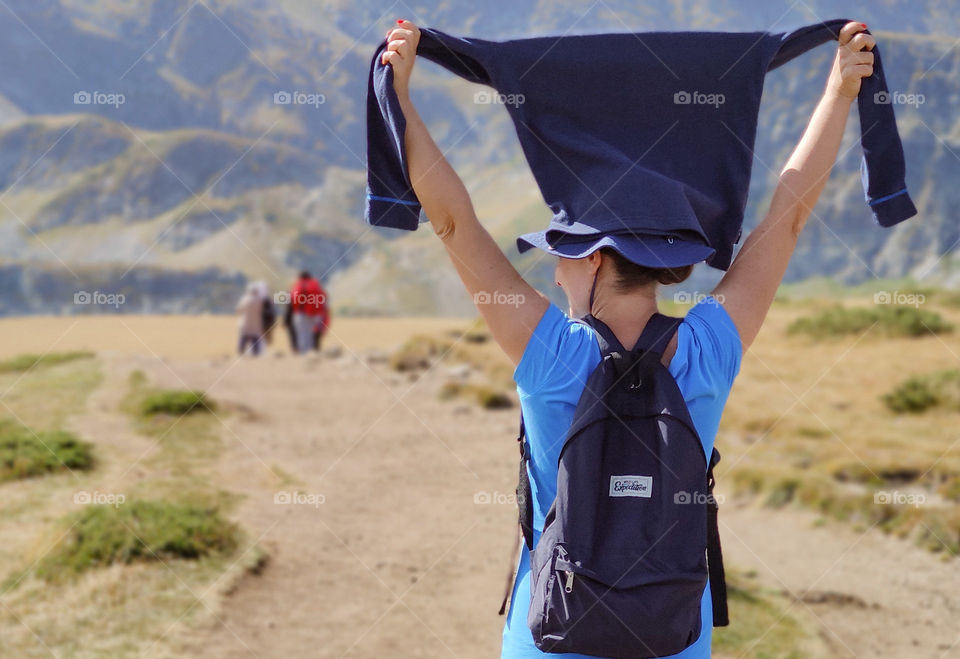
xmin=37 ymin=500 xmax=240 ymax=580
xmin=881 ymin=369 xmax=960 ymax=413
xmin=763 ymin=477 xmax=801 ymax=507
xmin=439 ymin=381 xmax=514 ymax=409
xmin=939 ymin=479 xmax=960 ymax=503
xmin=140 ymin=390 xmax=215 ymax=416
xmin=0 ymin=421 xmax=94 ymax=482
xmin=474 ymin=387 xmax=514 ymax=410
xmin=0 ymin=351 xmax=94 ymax=373
xmin=915 ymin=514 xmax=960 ymax=555
xmin=446 ymin=318 xmax=492 ymax=344
xmin=787 ymin=304 xmax=953 ymax=339
xmin=389 ymin=334 xmax=454 ymax=372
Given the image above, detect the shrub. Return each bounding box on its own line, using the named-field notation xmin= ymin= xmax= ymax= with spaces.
xmin=0 ymin=421 xmax=94 ymax=482
xmin=439 ymin=381 xmax=514 ymax=409
xmin=881 ymin=369 xmax=960 ymax=413
xmin=474 ymin=387 xmax=514 ymax=410
xmin=389 ymin=334 xmax=454 ymax=372
xmin=0 ymin=351 xmax=94 ymax=373
xmin=37 ymin=500 xmax=240 ymax=580
xmin=787 ymin=304 xmax=953 ymax=339
xmin=447 ymin=317 xmax=492 ymax=344
xmin=939 ymin=479 xmax=960 ymax=503
xmin=914 ymin=514 xmax=960 ymax=555
xmin=140 ymin=390 xmax=215 ymax=416
xmin=764 ymin=477 xmax=801 ymax=507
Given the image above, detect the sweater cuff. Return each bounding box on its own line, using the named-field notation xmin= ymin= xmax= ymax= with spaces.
xmin=868 ymin=188 xmax=917 ymax=228
xmin=365 ymin=194 xmax=422 ymax=231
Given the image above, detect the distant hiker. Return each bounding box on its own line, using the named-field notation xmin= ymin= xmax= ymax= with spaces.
xmin=381 ymin=19 xmax=877 ymax=659
xmin=235 ymin=282 xmax=267 ymax=356
xmin=256 ymin=281 xmax=277 ymax=347
xmin=289 ymin=271 xmax=328 ymax=353
xmin=312 ymin=294 xmax=331 ymax=351
xmin=282 ymin=302 xmax=297 ymax=352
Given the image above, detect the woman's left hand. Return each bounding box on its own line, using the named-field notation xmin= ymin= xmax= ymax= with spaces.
xmin=382 ymin=19 xmax=421 ymax=98
xmin=826 ymin=21 xmax=875 ymax=100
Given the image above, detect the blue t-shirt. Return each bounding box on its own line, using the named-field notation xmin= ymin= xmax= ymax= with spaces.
xmin=501 ymin=295 xmax=743 ymax=659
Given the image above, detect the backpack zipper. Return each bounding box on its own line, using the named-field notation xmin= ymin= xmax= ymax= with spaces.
xmin=564 ymin=570 xmax=575 ymax=593
xmin=556 ymin=412 xmax=707 ymax=470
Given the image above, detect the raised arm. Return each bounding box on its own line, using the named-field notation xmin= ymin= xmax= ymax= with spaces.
xmin=382 ymin=20 xmax=548 ymax=365
xmin=712 ymin=21 xmax=875 ymax=352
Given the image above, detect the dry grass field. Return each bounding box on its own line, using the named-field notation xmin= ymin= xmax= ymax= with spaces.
xmin=0 ymin=292 xmax=958 ymax=658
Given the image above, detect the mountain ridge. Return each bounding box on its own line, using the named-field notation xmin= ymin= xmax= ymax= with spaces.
xmin=0 ymin=0 xmax=955 ymax=315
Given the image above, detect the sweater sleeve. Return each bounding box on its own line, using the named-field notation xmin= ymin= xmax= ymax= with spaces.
xmin=768 ymin=18 xmax=917 ymax=228
xmin=364 ymin=49 xmax=423 ymax=230
xmin=364 ymin=29 xmax=498 ymax=231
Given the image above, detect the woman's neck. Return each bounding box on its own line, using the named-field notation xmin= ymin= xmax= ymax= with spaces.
xmin=591 ymin=287 xmax=660 ymax=350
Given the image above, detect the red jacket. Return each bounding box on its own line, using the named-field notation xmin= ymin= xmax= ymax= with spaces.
xmin=290 ymin=278 xmax=328 ymax=325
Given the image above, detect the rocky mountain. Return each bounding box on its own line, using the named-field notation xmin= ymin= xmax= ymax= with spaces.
xmin=0 ymin=0 xmax=956 ymax=315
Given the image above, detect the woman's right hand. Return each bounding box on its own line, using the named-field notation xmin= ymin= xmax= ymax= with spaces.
xmin=826 ymin=21 xmax=875 ymax=100
xmin=382 ymin=19 xmax=421 ymax=98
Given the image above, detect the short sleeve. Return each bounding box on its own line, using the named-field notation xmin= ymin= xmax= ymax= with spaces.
xmin=678 ymin=295 xmax=743 ymax=390
xmin=513 ymin=302 xmax=599 ymax=396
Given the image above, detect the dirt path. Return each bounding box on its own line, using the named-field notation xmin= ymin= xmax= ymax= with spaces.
xmin=94 ymin=349 xmax=959 ymax=659
xmin=719 ymin=503 xmax=960 ymax=658
xmin=66 ymin=353 xmax=161 ymax=494
xmin=157 ymin=350 xmax=522 ymax=658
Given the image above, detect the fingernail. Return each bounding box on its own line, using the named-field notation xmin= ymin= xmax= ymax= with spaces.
xmin=861 ymin=23 xmax=867 ymax=28
xmin=397 ymin=19 xmax=405 ymax=24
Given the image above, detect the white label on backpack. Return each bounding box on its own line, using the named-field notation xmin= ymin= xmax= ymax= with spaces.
xmin=609 ymin=475 xmax=653 ymax=498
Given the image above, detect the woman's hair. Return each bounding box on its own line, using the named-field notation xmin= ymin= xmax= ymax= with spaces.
xmin=599 ymin=247 xmax=694 ymax=290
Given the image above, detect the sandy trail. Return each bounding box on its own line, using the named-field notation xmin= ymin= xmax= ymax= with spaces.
xmin=66 ymin=354 xmax=162 ymax=493
xmin=720 ymin=504 xmax=960 ymax=658
xmin=105 ymin=349 xmax=953 ymax=659
xmin=142 ymin=349 xmax=522 ymax=658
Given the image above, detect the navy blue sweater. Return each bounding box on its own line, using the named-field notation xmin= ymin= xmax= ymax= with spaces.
xmin=365 ymin=18 xmax=916 ymax=270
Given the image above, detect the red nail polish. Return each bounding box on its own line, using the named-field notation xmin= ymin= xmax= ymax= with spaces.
xmin=861 ymin=23 xmax=867 ymax=28
xmin=397 ymin=19 xmax=405 ymax=24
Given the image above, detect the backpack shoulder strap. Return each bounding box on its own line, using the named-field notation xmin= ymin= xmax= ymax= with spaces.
xmin=516 ymin=411 xmax=534 ymax=551
xmin=501 ymin=409 xmax=534 ymax=615
xmin=632 ymin=312 xmax=683 ymax=356
xmin=577 ymin=314 xmax=624 ymax=355
xmin=706 ymin=447 xmax=729 ymax=626
xmin=580 ymin=312 xmax=682 ymax=358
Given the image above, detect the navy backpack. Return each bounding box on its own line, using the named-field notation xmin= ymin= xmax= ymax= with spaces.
xmin=501 ymin=311 xmax=728 ymax=658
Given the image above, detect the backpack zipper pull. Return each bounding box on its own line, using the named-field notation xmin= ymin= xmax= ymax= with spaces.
xmin=564 ymin=571 xmax=575 ymax=593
